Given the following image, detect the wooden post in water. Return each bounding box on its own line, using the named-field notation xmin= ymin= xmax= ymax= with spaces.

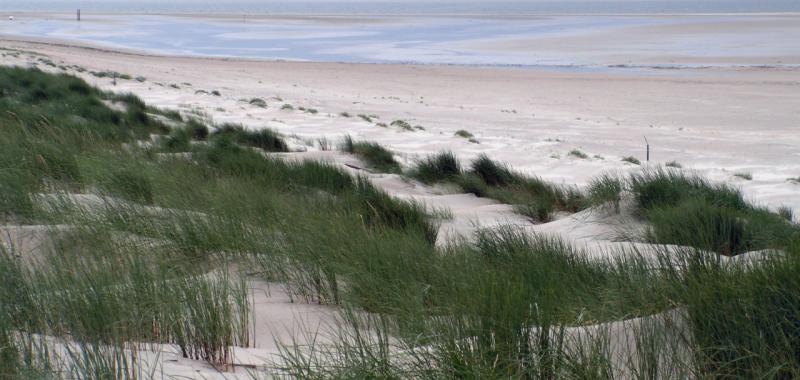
xmin=644 ymin=136 xmax=650 ymax=162
xmin=77 ymin=9 xmax=80 ymax=21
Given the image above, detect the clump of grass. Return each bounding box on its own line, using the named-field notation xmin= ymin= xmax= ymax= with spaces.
xmin=212 ymin=124 xmax=289 ymax=152
xmin=376 ymin=122 xmax=388 ymax=128
xmin=586 ymin=173 xmax=624 ymax=212
xmin=390 ymin=119 xmax=414 ymax=131
xmin=89 ymin=70 xmax=123 ymax=79
xmin=454 ymin=129 xmax=474 ymax=139
xmin=281 ymin=104 xmax=294 ymax=110
xmin=340 ymin=112 xmax=352 ymax=118
xmin=249 ymin=98 xmax=267 ymax=108
xmin=569 ymin=149 xmax=589 ymax=159
xmin=733 ymin=172 xmax=753 ymax=180
xmin=340 ymin=135 xmax=401 ymax=173
xmin=471 ymin=154 xmax=516 ymax=187
xmin=629 ymin=167 xmax=797 ymax=255
xmin=464 ymin=155 xmax=584 ymax=222
xmin=410 ymin=151 xmax=462 ymax=183
xmin=211 ymin=90 xmax=221 ymax=96
xmin=629 ymin=168 xmax=746 ymax=212
xmin=788 ymin=177 xmax=800 ymax=184
xmin=622 ymin=156 xmax=641 ymax=165
xmin=665 ymin=161 xmax=682 ymax=168
xmin=358 ymin=114 xmax=373 ymax=123
xmin=134 ymin=76 xmax=146 ymax=83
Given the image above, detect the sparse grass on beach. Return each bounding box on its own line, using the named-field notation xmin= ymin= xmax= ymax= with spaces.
xmin=390 ymin=119 xmax=414 ymax=131
xmin=569 ymin=149 xmax=589 ymax=159
xmin=734 ymin=171 xmax=753 ymax=180
xmin=665 ymin=160 xmax=682 ymax=168
xmin=622 ymin=156 xmax=641 ymax=165
xmin=454 ymin=129 xmax=474 ymax=138
xmin=249 ymin=97 xmax=267 ymax=108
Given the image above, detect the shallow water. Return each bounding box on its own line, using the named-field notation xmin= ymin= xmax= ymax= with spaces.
xmin=2 ymin=13 xmax=799 ymax=70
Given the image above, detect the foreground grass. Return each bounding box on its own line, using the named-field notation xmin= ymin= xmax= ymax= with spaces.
xmin=1 ymin=66 xmax=798 ymax=379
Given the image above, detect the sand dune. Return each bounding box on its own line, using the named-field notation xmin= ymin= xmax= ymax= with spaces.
xmin=1 ymin=36 xmax=798 ymax=378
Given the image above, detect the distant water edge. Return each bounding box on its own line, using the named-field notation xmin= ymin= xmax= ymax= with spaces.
xmin=4 ymin=0 xmax=800 ymax=15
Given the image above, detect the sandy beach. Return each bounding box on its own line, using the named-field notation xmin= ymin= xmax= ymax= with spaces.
xmin=2 ymin=34 xmax=798 ymax=213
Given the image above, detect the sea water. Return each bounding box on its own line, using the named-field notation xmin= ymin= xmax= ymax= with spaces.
xmin=1 ymin=1 xmax=799 ymax=69
xmin=3 ymin=1 xmax=800 ymax=15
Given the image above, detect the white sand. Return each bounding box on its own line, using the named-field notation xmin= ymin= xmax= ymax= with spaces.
xmin=1 ymin=34 xmax=798 ymax=378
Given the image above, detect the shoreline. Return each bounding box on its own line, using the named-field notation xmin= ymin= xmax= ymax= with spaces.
xmin=3 ymin=35 xmax=799 ymax=74
xmin=5 ymin=11 xmax=800 ymax=17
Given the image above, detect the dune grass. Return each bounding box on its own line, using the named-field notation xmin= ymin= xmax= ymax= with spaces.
xmin=249 ymin=97 xmax=267 ymax=108
xmin=586 ymin=173 xmax=624 ymax=212
xmin=339 ymin=135 xmax=401 ymax=173
xmin=454 ymin=129 xmax=474 ymax=139
xmin=212 ymin=123 xmax=289 ymax=152
xmin=409 ymin=151 xmax=462 ymax=184
xmin=569 ymin=149 xmax=589 ymax=159
xmin=1 ymin=65 xmax=799 ymax=379
xmin=390 ymin=119 xmax=414 ymax=131
xmin=465 ymin=155 xmax=584 ymax=222
xmin=629 ymin=167 xmax=798 ymax=255
xmin=406 ymin=153 xmax=585 ymax=221
xmin=622 ymin=156 xmax=641 ymax=165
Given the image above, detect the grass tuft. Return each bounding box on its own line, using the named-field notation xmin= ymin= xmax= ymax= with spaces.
xmin=569 ymin=149 xmax=589 ymax=159
xmin=212 ymin=124 xmax=289 ymax=152
xmin=339 ymin=135 xmax=401 ymax=173
xmin=390 ymin=119 xmax=414 ymax=131
xmin=622 ymin=156 xmax=641 ymax=165
xmin=249 ymin=98 xmax=267 ymax=108
xmin=454 ymin=129 xmax=474 ymax=139
xmin=410 ymin=151 xmax=462 ymax=183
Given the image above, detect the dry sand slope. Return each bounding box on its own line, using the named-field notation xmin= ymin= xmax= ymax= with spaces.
xmin=1 ymin=36 xmax=799 ymax=378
